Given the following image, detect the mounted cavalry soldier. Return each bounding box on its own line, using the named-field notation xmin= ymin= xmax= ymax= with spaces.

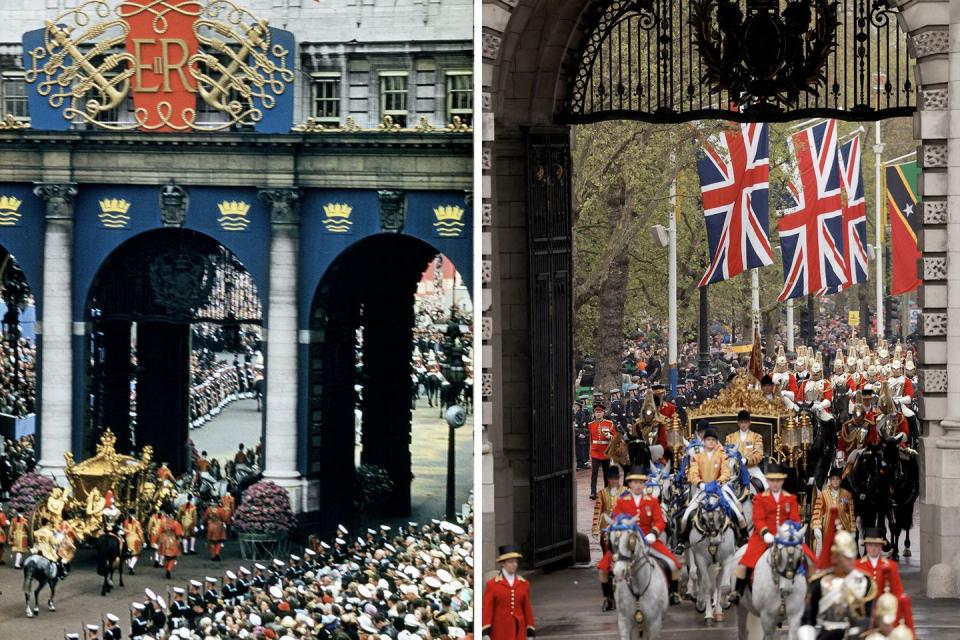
xmin=603 ymin=467 xmax=682 ymax=605
xmin=724 ymin=409 xmax=767 ymax=490
xmin=799 ymin=355 xmax=834 ymax=421
xmin=592 ymin=466 xmax=624 ymax=612
xmin=482 ymin=545 xmax=536 ymax=639
xmin=812 ymin=468 xmax=856 ymax=555
xmin=772 ymin=346 xmax=799 ymax=396
xmin=681 ymin=428 xmax=747 ymax=544
xmin=875 ymin=382 xmax=913 ymax=451
xmin=761 ymin=373 xmax=799 ymax=414
xmin=839 ymin=390 xmax=876 ymax=462
xmin=732 ymin=464 xmax=814 ymax=604
xmin=799 ymin=514 xmax=877 ymax=640
xmin=588 ymin=401 xmax=615 ymax=500
xmin=626 ymin=393 xmax=668 ymax=467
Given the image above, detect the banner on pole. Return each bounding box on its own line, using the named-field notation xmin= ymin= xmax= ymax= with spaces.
xmin=848 ymin=310 xmax=860 ymax=327
xmin=885 ymin=161 xmax=921 ymax=296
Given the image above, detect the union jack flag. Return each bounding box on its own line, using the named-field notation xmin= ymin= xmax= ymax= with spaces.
xmin=696 ymin=122 xmax=774 ymax=287
xmin=832 ymin=135 xmax=869 ymax=291
xmin=776 ymin=119 xmax=847 ymax=300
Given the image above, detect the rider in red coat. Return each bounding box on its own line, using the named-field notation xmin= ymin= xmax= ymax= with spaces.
xmin=597 ymin=467 xmax=681 ymax=605
xmin=855 ymin=528 xmax=904 ymax=597
xmin=482 ymin=545 xmax=536 ymax=639
xmin=731 ymin=464 xmax=814 ymax=603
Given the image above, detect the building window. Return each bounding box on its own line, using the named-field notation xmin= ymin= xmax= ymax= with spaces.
xmin=2 ymin=76 xmax=28 ymax=120
xmin=446 ymin=72 xmax=472 ymax=126
xmin=379 ymin=73 xmax=408 ymax=127
xmin=312 ymin=74 xmax=341 ymax=125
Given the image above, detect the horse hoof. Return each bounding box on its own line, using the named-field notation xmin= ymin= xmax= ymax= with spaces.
xmin=48 ymin=605 xmax=55 ymax=612
xmin=904 ymin=549 xmax=912 ymax=558
xmin=695 ymin=602 xmax=706 ymax=614
xmin=25 ymin=611 xmax=33 ymax=618
xmin=715 ymin=611 xmax=725 ymax=622
xmin=705 ymin=618 xmax=716 ymax=627
xmin=33 ymin=608 xmax=39 ymax=615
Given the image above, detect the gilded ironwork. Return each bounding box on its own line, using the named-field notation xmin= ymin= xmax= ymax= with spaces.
xmin=0 ymin=114 xmax=29 ymax=130
xmin=24 ymin=0 xmax=294 ymax=131
xmin=688 ymin=374 xmax=793 ymax=422
xmin=563 ymin=0 xmax=914 ymax=123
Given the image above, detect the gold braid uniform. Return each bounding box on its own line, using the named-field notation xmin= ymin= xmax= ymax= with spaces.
xmin=592 ymin=485 xmax=623 ymax=537
xmin=812 ymin=486 xmax=856 ymax=533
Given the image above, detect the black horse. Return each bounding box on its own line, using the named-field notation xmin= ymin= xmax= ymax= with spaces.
xmin=843 ymin=443 xmax=889 ymax=549
xmin=804 ymin=408 xmax=838 ymax=491
xmin=879 ymin=437 xmax=920 ymax=561
xmin=254 ymin=377 xmax=266 ymax=412
xmin=422 ymin=371 xmax=444 ymax=408
xmin=96 ymin=531 xmax=125 ymax=596
xmin=22 ymin=554 xmax=59 ymax=617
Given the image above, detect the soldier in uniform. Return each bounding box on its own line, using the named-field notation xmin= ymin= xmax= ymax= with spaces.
xmin=591 ymin=466 xmax=624 ymax=612
xmin=147 ymin=509 xmax=165 ymax=568
xmin=122 ymin=512 xmax=144 ymax=574
xmin=608 ymin=388 xmax=626 ymax=432
xmin=0 ymin=503 xmax=8 ymax=564
xmin=222 ymin=570 xmax=240 ymax=605
xmin=203 ymin=576 xmax=221 ymax=614
xmin=588 ymin=402 xmax=614 ymax=500
xmin=204 ymin=500 xmax=228 ymax=561
xmin=573 ymin=397 xmax=591 ymax=470
xmin=732 ymin=464 xmax=814 ymax=603
xmin=237 ymin=566 xmax=252 ymax=601
xmin=129 ymin=602 xmax=149 ymax=639
xmin=812 ymin=468 xmax=856 ymax=555
xmin=481 ymin=545 xmax=536 ymax=639
xmin=9 ymin=508 xmax=28 ymax=568
xmin=724 ymin=409 xmax=767 ymax=490
xmin=799 ymin=519 xmax=877 ymax=640
xmin=177 ymin=494 xmax=198 ymax=555
xmin=167 ymin=587 xmax=189 ymax=631
xmin=83 ymin=623 xmax=100 ymax=640
xmin=103 ymin=613 xmax=122 ymax=640
xmin=186 ymin=579 xmax=204 ymax=625
xmin=839 ymin=390 xmax=876 ymax=463
xmin=855 ymin=529 xmax=904 ymax=598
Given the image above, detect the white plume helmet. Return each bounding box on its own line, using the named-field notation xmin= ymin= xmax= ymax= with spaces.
xmin=905 ymin=352 xmax=916 ymax=373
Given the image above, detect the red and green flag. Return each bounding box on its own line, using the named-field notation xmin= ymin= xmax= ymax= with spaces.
xmin=885 ymin=161 xmax=921 ymax=296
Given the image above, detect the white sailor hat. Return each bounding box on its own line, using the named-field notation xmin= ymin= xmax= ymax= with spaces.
xmin=437 ymin=569 xmax=453 ymax=583
xmin=304 ymin=548 xmax=317 ymax=557
xmin=190 ymin=580 xmax=202 ymax=588
xmin=289 ymin=554 xmax=301 ymax=561
xmin=320 ymin=541 xmax=331 ymax=550
xmin=358 ymin=614 xmax=377 ymax=633
xmin=424 ymin=576 xmax=442 ymax=589
xmin=132 ymin=602 xmax=146 ymax=611
xmin=157 ymin=596 xmax=166 ymax=609
xmin=173 ymin=587 xmax=185 ymax=595
xmin=338 ymin=524 xmax=349 ymax=535
xmin=384 ymin=543 xmax=397 ymax=553
xmin=273 ymin=558 xmax=285 ymax=567
xmin=357 ymin=537 xmax=365 ymax=546
xmin=403 ymin=613 xmax=420 ymax=629
xmin=367 ymin=528 xmax=376 ymax=535
xmin=439 ymin=543 xmax=452 ymax=556
xmin=248 ymin=612 xmax=262 ymax=626
xmin=145 ymin=588 xmax=157 ymax=600
xmin=380 ymin=525 xmax=391 ymax=532
xmin=407 ymin=522 xmax=418 ymax=528
xmin=205 ymin=576 xmax=217 ymax=584
xmin=254 ymin=563 xmax=266 ymax=571
xmin=269 ymin=585 xmax=284 ymax=600
xmin=357 ymin=584 xmax=372 ymax=599
xmin=65 ymin=634 xmax=80 ymax=640
xmin=106 ymin=613 xmax=120 ymax=623
xmin=418 ymin=551 xmax=432 ymax=564
xmin=239 ymin=566 xmax=251 ymax=575
xmin=86 ymin=624 xmax=100 ymax=631
xmin=335 ymin=538 xmax=346 ymax=545
xmin=449 ymin=628 xmax=466 ymax=638
xmin=226 ymin=570 xmax=237 ymax=580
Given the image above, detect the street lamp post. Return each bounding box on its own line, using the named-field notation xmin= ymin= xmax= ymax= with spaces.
xmin=698 ymin=259 xmax=710 ymax=374
xmin=874 ymin=121 xmax=885 ymax=338
xmin=440 ymin=315 xmax=467 ymax=521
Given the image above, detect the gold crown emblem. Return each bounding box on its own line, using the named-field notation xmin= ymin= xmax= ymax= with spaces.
xmin=434 ymin=206 xmax=465 ymax=223
xmin=0 ymin=195 xmax=23 ymax=212
xmin=99 ymin=198 xmax=131 ymax=215
xmin=218 ymin=201 xmax=252 ymax=217
xmin=322 ymin=203 xmax=353 ymax=233
xmin=323 ymin=203 xmax=353 ymax=219
xmin=0 ymin=194 xmax=22 ymax=227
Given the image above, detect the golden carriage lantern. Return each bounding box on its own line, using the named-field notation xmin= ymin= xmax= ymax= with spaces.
xmin=667 ymin=414 xmax=684 ymax=468
xmin=781 ymin=415 xmax=799 ymax=466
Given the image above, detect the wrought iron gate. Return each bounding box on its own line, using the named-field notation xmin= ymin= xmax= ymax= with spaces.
xmin=527 ymin=129 xmax=575 ymax=567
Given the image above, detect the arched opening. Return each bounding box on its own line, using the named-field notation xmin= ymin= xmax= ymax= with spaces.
xmin=84 ymin=229 xmax=264 ymax=474
xmin=307 ymin=234 xmax=473 ymax=527
xmin=0 ymin=246 xmax=37 ymax=440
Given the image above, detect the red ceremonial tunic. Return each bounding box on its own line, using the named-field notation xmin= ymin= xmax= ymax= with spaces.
xmin=482 ymin=572 xmax=535 ymax=639
xmin=740 ymin=491 xmax=814 ymax=568
xmin=597 ymin=492 xmax=680 ymax=572
xmin=798 ymin=379 xmax=834 ymax=404
xmin=221 ymin=494 xmax=235 ymax=524
xmin=0 ymin=512 xmax=8 ymax=543
xmin=158 ymin=518 xmax=183 ymax=558
xmin=658 ymin=402 xmax=676 ymax=419
xmin=589 ymin=419 xmax=614 ymax=461
xmin=204 ymin=506 xmax=228 ymax=542
xmin=855 ymin=556 xmax=904 ymax=597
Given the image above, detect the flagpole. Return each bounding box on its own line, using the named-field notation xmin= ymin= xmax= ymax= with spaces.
xmin=874 ymin=121 xmax=885 ymax=339
xmin=751 ymin=268 xmax=760 ymax=335
xmin=786 ymin=298 xmax=795 ymax=352
xmin=668 ymin=160 xmax=678 ymax=397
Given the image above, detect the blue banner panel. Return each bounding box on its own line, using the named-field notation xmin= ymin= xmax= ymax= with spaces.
xmin=252 ymin=27 xmax=296 ymax=134
xmin=405 ymin=190 xmax=473 ymax=292
xmin=72 ymin=185 xmax=271 ymax=320
xmin=0 ymin=183 xmax=45 ymax=310
xmin=22 ymin=27 xmax=72 ymax=132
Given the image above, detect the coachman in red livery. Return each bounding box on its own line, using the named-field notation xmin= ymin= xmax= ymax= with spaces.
xmin=482 ymin=545 xmax=536 ymax=639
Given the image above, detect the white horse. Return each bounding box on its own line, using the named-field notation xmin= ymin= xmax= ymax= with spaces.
xmin=609 ymin=517 xmax=669 ymax=640
xmin=687 ymin=488 xmax=738 ymax=626
xmin=723 ymin=444 xmax=755 ymax=530
xmin=735 ymin=522 xmax=809 ymax=640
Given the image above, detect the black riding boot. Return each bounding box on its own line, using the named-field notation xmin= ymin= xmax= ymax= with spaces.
xmin=730 ymin=577 xmax=748 ymax=604
xmin=601 ymin=579 xmax=615 ymax=611
xmin=669 ymin=578 xmax=681 ymax=606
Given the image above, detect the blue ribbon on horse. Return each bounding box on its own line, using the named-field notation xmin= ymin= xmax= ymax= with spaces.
xmin=702 ymin=480 xmax=738 ymax=521
xmin=723 ymin=444 xmax=751 ymax=487
xmin=774 ymin=520 xmax=805 ymax=547
xmin=602 ymin=513 xmax=647 ymax=541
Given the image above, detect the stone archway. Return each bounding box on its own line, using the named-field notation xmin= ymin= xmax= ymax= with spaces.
xmin=481 ymin=0 xmax=959 ymax=593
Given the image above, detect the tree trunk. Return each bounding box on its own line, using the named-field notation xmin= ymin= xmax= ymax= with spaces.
xmin=593 ymin=178 xmax=631 ymax=395
xmin=762 ymin=307 xmax=779 ymax=354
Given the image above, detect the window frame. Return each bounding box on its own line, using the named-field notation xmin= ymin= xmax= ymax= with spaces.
xmin=445 ymin=70 xmax=473 ymax=126
xmin=379 ymin=71 xmax=409 ymax=127
xmin=1 ymin=74 xmax=30 ymax=122
xmin=310 ymin=72 xmax=342 ymax=125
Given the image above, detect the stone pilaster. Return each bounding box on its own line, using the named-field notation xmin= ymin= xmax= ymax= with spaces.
xmin=258 ymin=188 xmax=303 ymax=510
xmin=34 ymin=182 xmax=77 ymax=483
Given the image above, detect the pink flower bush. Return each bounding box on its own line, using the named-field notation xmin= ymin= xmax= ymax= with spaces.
xmin=232 ymin=481 xmax=296 ymax=536
xmin=7 ymin=472 xmax=55 ymax=516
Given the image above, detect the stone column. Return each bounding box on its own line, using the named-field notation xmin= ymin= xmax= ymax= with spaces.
xmin=258 ymin=188 xmax=302 ymax=509
xmin=34 ymin=183 xmax=77 ymax=483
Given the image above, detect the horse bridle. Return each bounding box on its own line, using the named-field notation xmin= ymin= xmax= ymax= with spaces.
xmin=693 ymin=498 xmax=729 ymax=565
xmin=768 ymin=534 xmax=803 ymax=617
xmin=611 ymin=528 xmax=655 ymax=601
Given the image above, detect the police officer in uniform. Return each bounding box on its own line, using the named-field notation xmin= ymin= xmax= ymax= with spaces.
xmin=574 ymin=397 xmax=591 ymax=470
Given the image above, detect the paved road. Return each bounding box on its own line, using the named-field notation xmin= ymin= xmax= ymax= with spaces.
xmin=523 ymin=467 xmax=960 ymax=639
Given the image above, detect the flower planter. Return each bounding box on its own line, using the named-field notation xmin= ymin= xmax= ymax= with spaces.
xmin=238 ymin=531 xmax=289 ymax=561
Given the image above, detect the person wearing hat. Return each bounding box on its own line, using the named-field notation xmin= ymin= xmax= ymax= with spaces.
xmin=651 ymin=383 xmax=677 ymax=421
xmin=482 ymin=545 xmax=535 ymax=638
xmin=148 ymin=595 xmax=167 ymax=636
xmin=680 ymin=427 xmax=747 ymax=547
xmin=628 ymin=392 xmax=669 ymax=465
xmin=724 ymin=409 xmax=768 ymax=490
xmin=608 ymin=388 xmax=627 ymax=432
xmin=798 ymin=511 xmax=877 ymax=640
xmin=604 ymin=467 xmax=682 ymax=605
xmin=222 ymin=570 xmax=240 ymax=606
xmin=158 ymin=510 xmax=183 ymax=579
xmin=147 ymin=508 xmax=165 ymax=569
xmin=84 ymin=623 xmax=100 ymax=640
xmin=168 ymin=587 xmax=189 ymax=631
xmin=732 ymin=463 xmax=812 ymax=604
xmin=588 ymin=401 xmax=615 ymax=500
xmin=573 ymin=396 xmax=592 ymax=470
xmin=867 ymin=590 xmax=901 ymax=638
xmin=811 ymin=467 xmax=856 ymax=555
xmin=9 ymin=508 xmax=28 ymax=568
xmin=104 ymin=613 xmax=122 ymax=640
xmin=855 ymin=529 xmax=904 ymax=599
xmin=839 ymin=390 xmax=877 ymax=461
xmin=130 ymin=602 xmax=150 ymax=639
xmin=177 ymin=494 xmax=198 ymax=556
xmin=122 ymin=511 xmax=145 ymax=574
xmin=591 ymin=465 xmax=624 ymax=611
xmin=203 ymin=498 xmax=229 ymax=561
xmin=203 ymin=576 xmax=221 ymax=613
xmin=157 ymin=462 xmax=174 ymax=484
